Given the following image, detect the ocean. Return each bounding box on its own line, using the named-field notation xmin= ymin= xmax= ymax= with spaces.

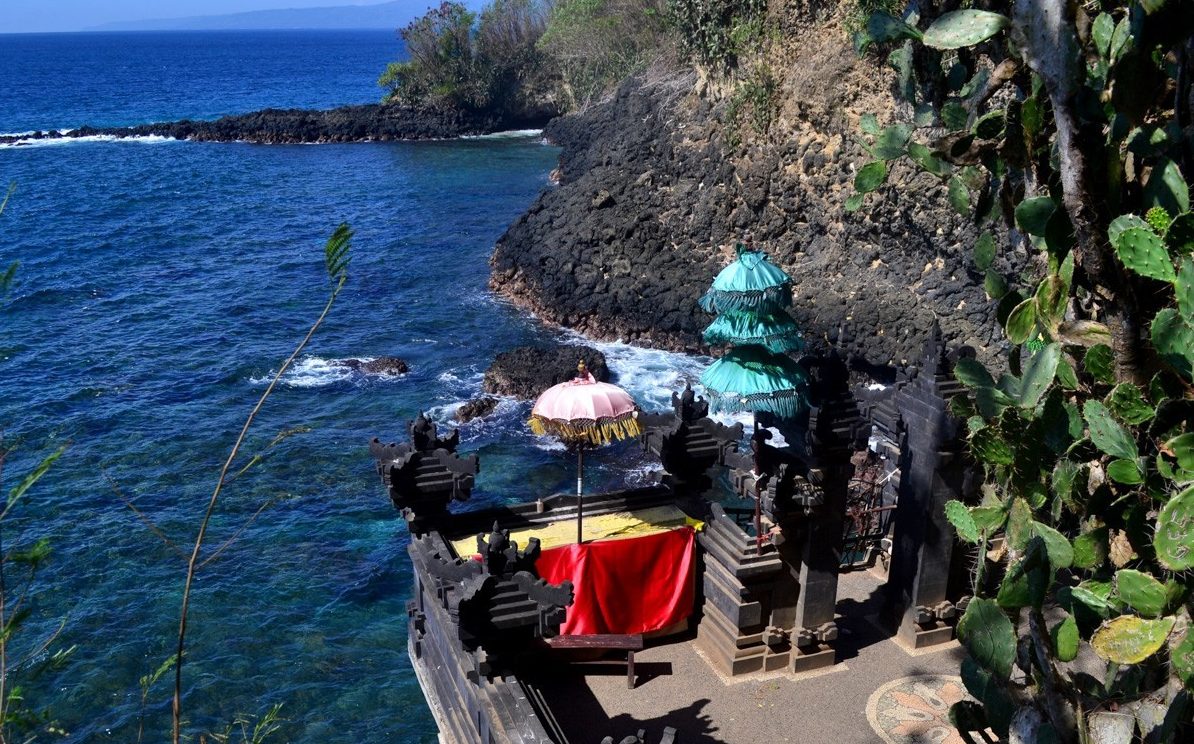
xmin=0 ymin=30 xmax=706 ymax=742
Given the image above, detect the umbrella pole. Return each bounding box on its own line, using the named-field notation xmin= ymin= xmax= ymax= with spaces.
xmin=753 ymin=412 xmax=763 ymax=556
xmin=576 ymin=448 xmax=584 ymax=544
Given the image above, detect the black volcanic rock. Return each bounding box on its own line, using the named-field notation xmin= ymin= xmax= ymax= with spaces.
xmin=0 ymin=103 xmax=551 ymax=146
xmin=456 ymin=397 xmax=499 ymax=422
xmin=340 ymin=356 xmax=409 ymax=375
xmin=482 ymin=346 xmax=610 ymax=399
xmin=360 ymin=356 xmax=409 ymax=375
xmin=490 ymin=47 xmax=1027 ymax=370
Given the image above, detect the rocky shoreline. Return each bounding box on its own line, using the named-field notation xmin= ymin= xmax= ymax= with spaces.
xmin=490 ymin=30 xmax=1026 ymax=372
xmin=0 ymin=102 xmax=551 ymax=146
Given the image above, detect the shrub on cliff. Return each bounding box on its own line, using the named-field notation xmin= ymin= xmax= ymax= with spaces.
xmin=850 ymin=1 xmax=1194 ymax=741
xmin=537 ymin=0 xmax=671 ymax=109
xmin=667 ymin=0 xmax=767 ymax=70
xmin=379 ymin=0 xmax=553 ymax=115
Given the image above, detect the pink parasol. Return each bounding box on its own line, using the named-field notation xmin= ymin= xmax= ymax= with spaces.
xmin=528 ymin=361 xmax=641 ymax=543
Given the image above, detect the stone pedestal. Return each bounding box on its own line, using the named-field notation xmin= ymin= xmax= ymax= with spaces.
xmin=885 ymin=332 xmax=973 ymax=649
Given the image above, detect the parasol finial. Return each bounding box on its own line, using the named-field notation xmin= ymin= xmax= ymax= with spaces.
xmin=577 ymin=359 xmax=587 ymax=375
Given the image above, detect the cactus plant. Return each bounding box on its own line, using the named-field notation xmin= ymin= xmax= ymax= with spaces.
xmin=1014 ymin=196 xmax=1055 ymax=236
xmin=1083 ymin=400 xmax=1138 ymax=460
xmin=1113 ymin=226 xmax=1177 ymax=282
xmin=1144 ymin=159 xmax=1190 ymax=216
xmin=1090 ymin=615 xmax=1175 ymax=664
xmin=1155 ymin=485 xmax=1194 ymax=571
xmin=847 ymin=0 xmax=1194 ymax=737
xmin=1108 ymin=213 xmax=1153 ymax=245
xmin=1146 ymin=206 xmax=1172 ymax=235
xmin=956 ymin=597 xmax=1015 ymax=677
xmin=1178 ymin=257 xmax=1193 ymax=319
xmin=1114 ymin=569 xmax=1167 ymax=618
xmin=921 ymin=10 xmax=1011 ymax=50
xmin=973 ymin=231 xmax=996 ymax=271
xmin=1105 ymin=383 xmax=1154 ymax=425
xmin=945 ymin=499 xmax=980 ymax=542
xmin=1167 ymin=212 xmax=1194 ymax=253
xmin=1050 ymin=614 xmax=1079 ymax=661
xmin=1151 ymin=309 xmax=1194 ymax=377
xmin=1083 ymin=344 xmax=1115 ymax=384
xmin=1172 ymin=634 xmax=1194 ymax=687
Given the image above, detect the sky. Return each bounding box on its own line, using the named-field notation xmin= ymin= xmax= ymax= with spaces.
xmin=3 ymin=1 xmax=399 ymax=34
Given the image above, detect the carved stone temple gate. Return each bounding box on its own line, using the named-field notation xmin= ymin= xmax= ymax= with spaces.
xmin=638 ymin=330 xmax=981 ymax=676
xmin=369 ymin=332 xmax=981 ymax=743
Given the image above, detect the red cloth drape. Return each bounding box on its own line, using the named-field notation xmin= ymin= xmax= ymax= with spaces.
xmin=535 ymin=526 xmax=695 ymax=635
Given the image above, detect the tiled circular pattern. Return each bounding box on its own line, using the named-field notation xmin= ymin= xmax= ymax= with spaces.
xmin=865 ymin=674 xmax=972 ymax=744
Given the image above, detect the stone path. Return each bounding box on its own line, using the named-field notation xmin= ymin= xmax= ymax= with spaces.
xmin=535 ymin=571 xmax=972 ymax=744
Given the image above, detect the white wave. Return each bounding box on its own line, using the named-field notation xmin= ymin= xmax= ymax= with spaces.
xmin=622 ymin=462 xmax=663 ymax=486
xmin=250 ymin=356 xmax=354 ymax=388
xmin=0 ymin=134 xmax=176 ymax=149
xmin=249 ymin=355 xmax=410 ymax=389
xmin=558 ymin=333 xmax=710 ymax=413
xmin=460 ymin=128 xmax=544 ymax=140
xmin=532 ymin=438 xmax=567 ymax=452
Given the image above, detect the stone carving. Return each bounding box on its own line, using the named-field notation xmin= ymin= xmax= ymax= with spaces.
xmin=671 ymin=382 xmax=708 ymax=423
xmin=369 ymin=415 xmax=478 ymax=533
xmin=410 ymin=411 xmax=459 ymax=453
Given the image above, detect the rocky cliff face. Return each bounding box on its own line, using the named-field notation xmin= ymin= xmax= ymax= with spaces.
xmin=490 ymin=15 xmax=1024 ymax=373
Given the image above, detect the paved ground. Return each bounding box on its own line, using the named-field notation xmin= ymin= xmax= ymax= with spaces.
xmin=533 ymin=570 xmax=968 ymax=744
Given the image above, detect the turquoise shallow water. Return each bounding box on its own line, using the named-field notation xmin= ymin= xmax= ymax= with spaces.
xmin=0 ymin=30 xmax=704 ymax=741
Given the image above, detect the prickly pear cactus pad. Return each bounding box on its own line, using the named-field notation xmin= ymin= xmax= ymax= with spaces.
xmin=921 ymin=10 xmax=1011 ymax=50
xmin=1112 ymin=226 xmax=1177 ymax=282
xmin=1090 ymin=615 xmax=1175 ymax=664
xmin=1155 ymin=485 xmax=1194 ymax=571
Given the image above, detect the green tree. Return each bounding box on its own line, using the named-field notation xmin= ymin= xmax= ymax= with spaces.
xmin=380 ymin=2 xmax=479 ymax=106
xmin=379 ymin=0 xmax=555 ymax=115
xmin=850 ymin=2 xmax=1193 ymax=741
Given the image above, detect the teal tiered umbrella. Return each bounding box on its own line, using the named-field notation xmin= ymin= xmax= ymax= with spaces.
xmin=699 ymin=345 xmax=808 ymax=419
xmin=702 ymin=311 xmax=805 ymax=355
xmin=698 ymin=243 xmax=808 ymax=419
xmin=698 ymin=242 xmax=808 ymax=551
xmin=699 ymin=248 xmax=793 ymax=313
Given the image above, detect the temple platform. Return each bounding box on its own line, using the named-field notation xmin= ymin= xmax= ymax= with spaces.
xmin=524 ymin=570 xmax=968 ymax=744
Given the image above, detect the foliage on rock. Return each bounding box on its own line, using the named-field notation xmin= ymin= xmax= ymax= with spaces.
xmin=379 ymin=0 xmax=556 ymax=115
xmin=667 ymin=0 xmax=767 ymax=71
xmin=858 ymin=0 xmax=1194 ymax=741
xmin=537 ymin=0 xmax=671 ymax=109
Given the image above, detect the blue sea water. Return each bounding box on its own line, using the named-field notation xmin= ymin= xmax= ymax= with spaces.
xmin=0 ymin=30 xmax=705 ymax=742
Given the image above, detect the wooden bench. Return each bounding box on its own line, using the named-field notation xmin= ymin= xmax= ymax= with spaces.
xmin=544 ymin=633 xmax=644 ymax=689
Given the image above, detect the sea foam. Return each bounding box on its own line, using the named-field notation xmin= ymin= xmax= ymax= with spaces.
xmin=0 ymin=133 xmax=176 ymax=148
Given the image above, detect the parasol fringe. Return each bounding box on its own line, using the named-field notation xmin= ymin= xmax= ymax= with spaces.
xmin=705 ymin=388 xmax=806 ymax=420
xmin=698 ymin=284 xmax=792 ymax=315
xmin=702 ymin=328 xmax=805 ymax=354
xmin=527 ymin=411 xmax=642 ymax=446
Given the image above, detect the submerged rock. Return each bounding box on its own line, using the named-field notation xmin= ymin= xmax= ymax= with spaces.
xmin=482 ymin=345 xmax=610 ymax=399
xmin=456 ymin=396 xmax=499 ymax=422
xmin=340 ymin=356 xmax=409 ymax=376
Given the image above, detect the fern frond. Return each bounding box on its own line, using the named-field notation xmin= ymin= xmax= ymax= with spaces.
xmin=323 ymin=222 xmax=353 ymax=288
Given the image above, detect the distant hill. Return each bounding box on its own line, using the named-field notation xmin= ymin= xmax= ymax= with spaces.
xmin=86 ymin=1 xmax=486 ymax=32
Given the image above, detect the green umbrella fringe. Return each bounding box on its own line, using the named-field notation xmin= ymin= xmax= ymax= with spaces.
xmin=702 ymin=330 xmax=805 ymax=354
xmin=705 ymin=389 xmax=806 ymax=420
xmin=528 ymin=411 xmax=642 ymax=446
xmin=698 ymin=285 xmax=792 ymax=314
